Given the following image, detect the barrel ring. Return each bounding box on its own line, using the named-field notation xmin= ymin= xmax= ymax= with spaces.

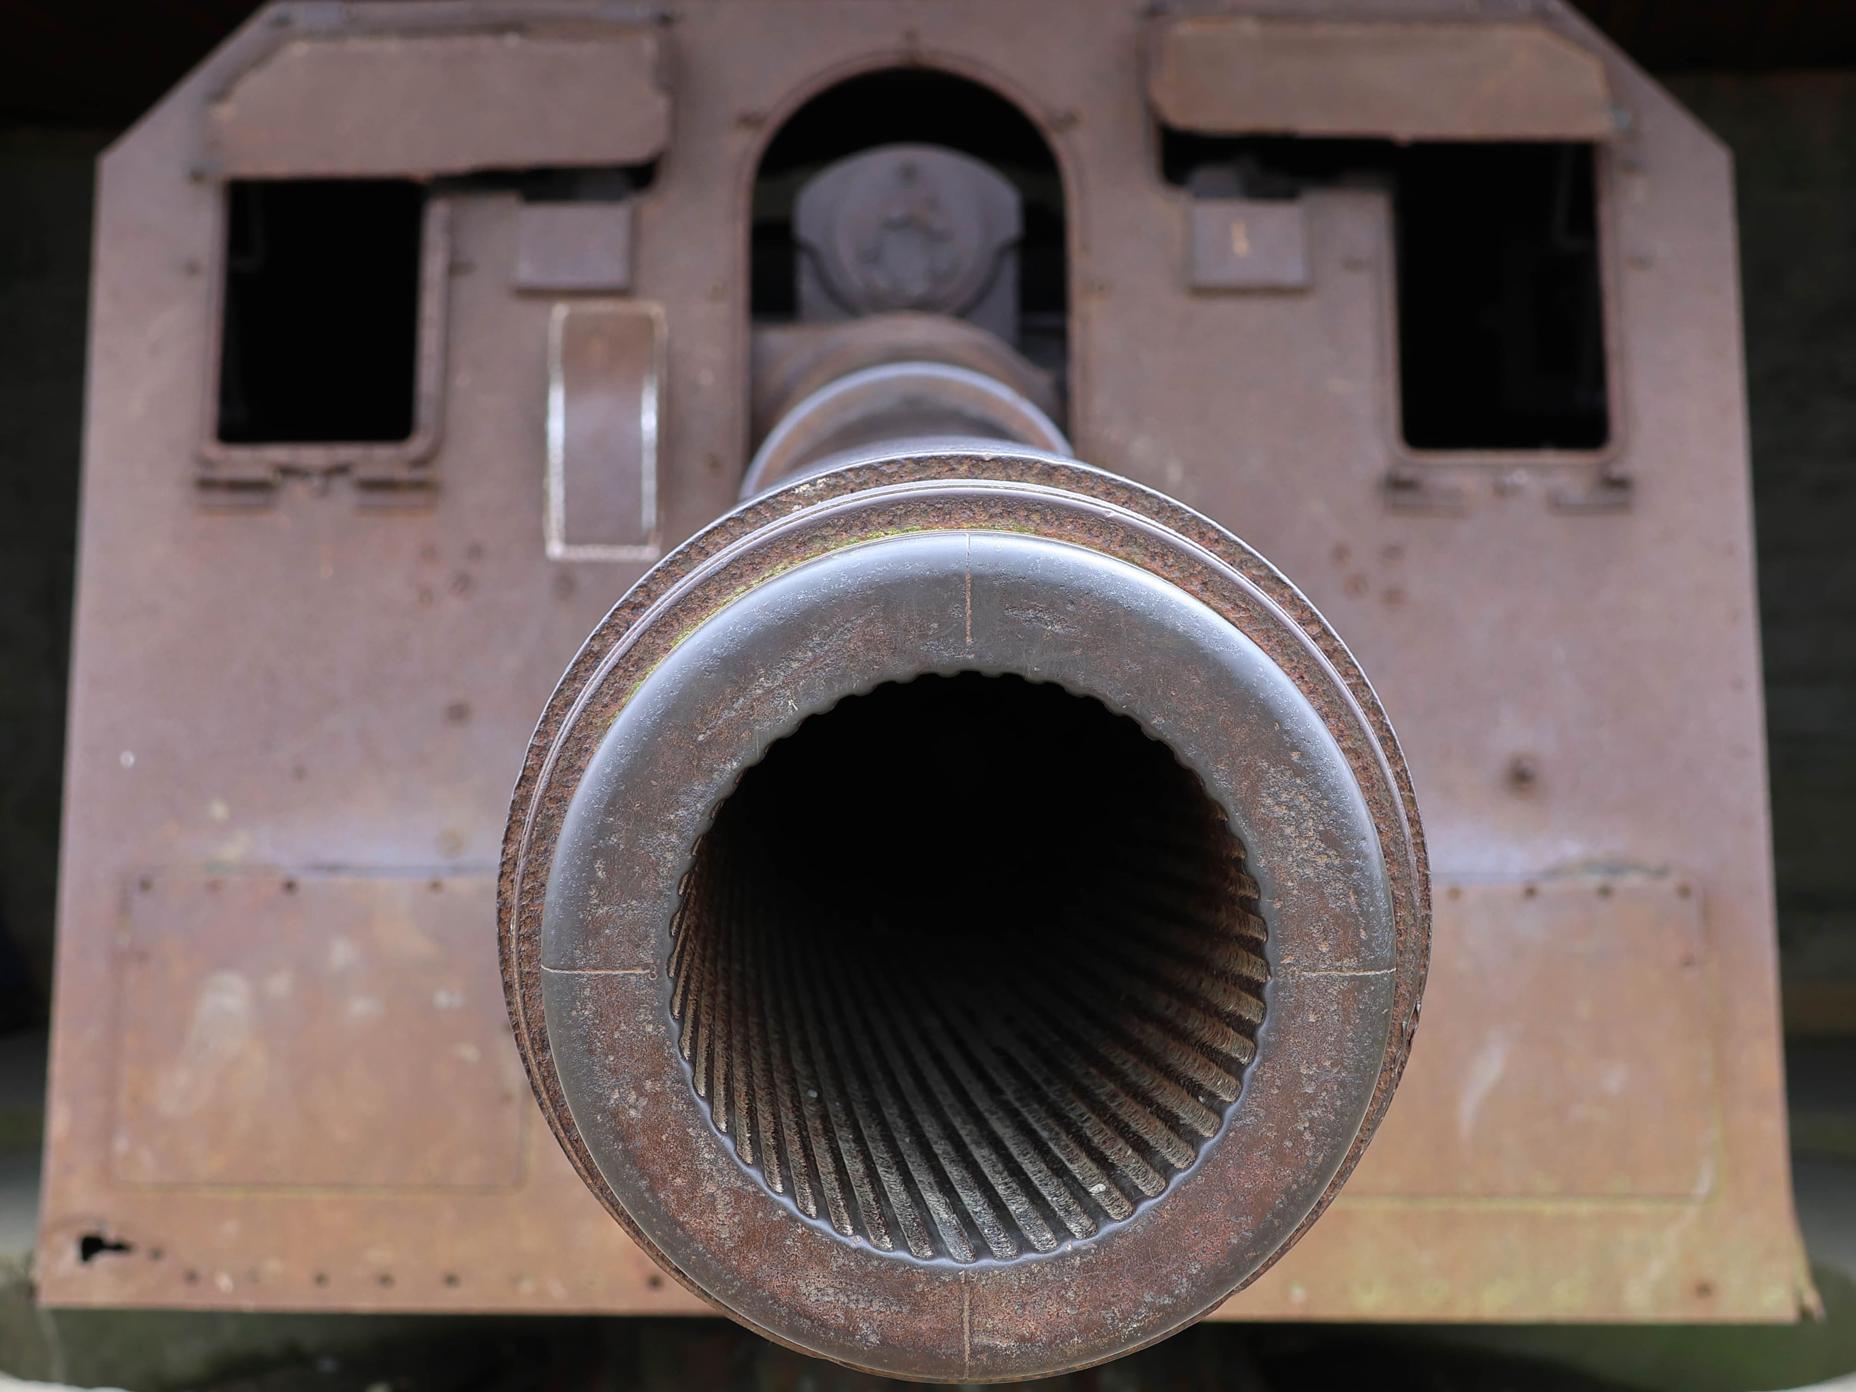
xmin=500 ymin=448 xmax=1427 ymax=1382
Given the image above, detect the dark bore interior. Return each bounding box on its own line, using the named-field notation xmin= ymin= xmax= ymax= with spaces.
xmin=668 ymin=673 xmax=1268 ymax=1264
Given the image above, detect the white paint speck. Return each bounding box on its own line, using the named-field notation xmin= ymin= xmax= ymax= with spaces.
xmin=1457 ymin=1034 xmax=1511 ymax=1142
xmin=155 ymin=970 xmax=256 ymax=1120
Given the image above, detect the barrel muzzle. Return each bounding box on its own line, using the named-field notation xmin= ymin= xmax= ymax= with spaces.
xmin=500 ymin=447 xmax=1427 ymax=1381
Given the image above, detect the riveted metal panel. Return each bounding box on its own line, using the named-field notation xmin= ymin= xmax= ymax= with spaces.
xmin=112 ymin=870 xmax=527 ymax=1191
xmin=1346 ymin=877 xmax=1716 ymax=1202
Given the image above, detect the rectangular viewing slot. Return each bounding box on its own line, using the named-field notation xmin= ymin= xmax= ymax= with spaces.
xmin=1395 ymin=143 xmax=1609 ymax=452
xmin=216 ymin=179 xmax=425 ymax=445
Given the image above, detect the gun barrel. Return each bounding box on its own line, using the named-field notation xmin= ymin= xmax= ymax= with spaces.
xmin=500 ymin=445 xmax=1427 ymax=1382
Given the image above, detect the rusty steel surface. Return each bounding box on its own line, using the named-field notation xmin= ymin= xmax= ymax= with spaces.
xmin=1147 ymin=15 xmax=1619 ymax=142
xmin=500 ymin=448 xmax=1428 ymax=1379
xmin=113 ymin=870 xmax=528 ymax=1192
xmin=739 ymin=361 xmax=1070 ymax=493
xmin=204 ymin=12 xmax=670 ymax=180
xmin=749 ymin=313 xmax=1062 ymax=446
xmin=515 ymin=201 xmax=635 ymax=295
xmin=40 ymin=0 xmax=1807 ymax=1337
